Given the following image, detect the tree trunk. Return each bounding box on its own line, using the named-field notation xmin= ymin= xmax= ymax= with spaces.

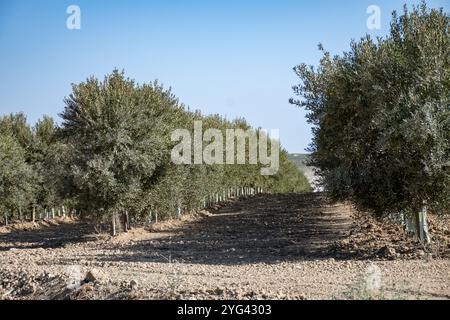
xmin=32 ymin=206 xmax=36 ymax=222
xmin=111 ymin=211 xmax=117 ymax=237
xmin=19 ymin=207 xmax=23 ymax=222
xmin=120 ymin=210 xmax=128 ymax=233
xmin=4 ymin=213 xmax=8 ymax=226
xmin=420 ymin=205 xmax=431 ymax=244
xmin=413 ymin=206 xmax=431 ymax=244
xmin=413 ymin=210 xmax=421 ymax=240
xmin=120 ymin=211 xmax=124 ymax=232
xmin=125 ymin=210 xmax=130 ymax=230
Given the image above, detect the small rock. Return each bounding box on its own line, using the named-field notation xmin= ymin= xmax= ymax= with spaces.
xmin=84 ymin=269 xmax=99 ymax=283
xmin=416 ymin=250 xmax=425 ymax=258
xmin=214 ymin=287 xmax=224 ymax=295
xmin=379 ymin=245 xmax=396 ymax=258
xmin=71 ymin=283 xmax=94 ymax=300
xmin=21 ymin=283 xmax=36 ymax=295
xmin=365 ymin=223 xmax=375 ymax=230
xmin=129 ymin=279 xmax=138 ymax=290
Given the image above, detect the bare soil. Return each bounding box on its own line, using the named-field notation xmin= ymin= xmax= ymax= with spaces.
xmin=0 ymin=193 xmax=449 ymax=300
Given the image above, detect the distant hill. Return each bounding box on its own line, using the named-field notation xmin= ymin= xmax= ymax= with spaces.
xmin=288 ymin=153 xmax=319 ymax=190
xmin=288 ymin=153 xmax=309 ymax=166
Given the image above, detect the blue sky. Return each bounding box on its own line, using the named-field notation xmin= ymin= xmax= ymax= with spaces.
xmin=0 ymin=0 xmax=448 ymax=153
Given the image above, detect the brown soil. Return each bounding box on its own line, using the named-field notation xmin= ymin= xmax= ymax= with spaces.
xmin=0 ymin=193 xmax=448 ymax=300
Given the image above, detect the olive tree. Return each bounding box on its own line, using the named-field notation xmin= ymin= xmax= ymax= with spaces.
xmin=60 ymin=70 xmax=177 ymax=234
xmin=0 ymin=134 xmax=34 ymax=224
xmin=291 ymin=2 xmax=449 ymax=242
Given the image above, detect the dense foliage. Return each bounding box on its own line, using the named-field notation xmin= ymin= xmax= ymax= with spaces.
xmin=0 ymin=71 xmax=311 ymax=229
xmin=291 ymin=3 xmax=449 ymax=219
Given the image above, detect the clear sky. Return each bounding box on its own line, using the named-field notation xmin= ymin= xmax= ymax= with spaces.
xmin=0 ymin=0 xmax=448 ymax=153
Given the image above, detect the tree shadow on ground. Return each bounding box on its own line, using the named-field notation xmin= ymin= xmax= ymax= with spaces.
xmin=93 ymin=193 xmax=354 ymax=265
xmin=0 ymin=193 xmax=356 ymax=265
xmin=0 ymin=221 xmax=99 ymax=251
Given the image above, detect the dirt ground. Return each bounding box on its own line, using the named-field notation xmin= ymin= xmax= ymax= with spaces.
xmin=0 ymin=193 xmax=449 ymax=300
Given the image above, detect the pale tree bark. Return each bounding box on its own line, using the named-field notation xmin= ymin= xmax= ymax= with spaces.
xmin=111 ymin=211 xmax=117 ymax=237
xmin=413 ymin=204 xmax=431 ymax=244
xmin=125 ymin=210 xmax=130 ymax=230
xmin=420 ymin=204 xmax=431 ymax=244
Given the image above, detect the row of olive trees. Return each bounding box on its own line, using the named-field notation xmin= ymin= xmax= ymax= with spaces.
xmin=0 ymin=71 xmax=311 ymax=233
xmin=291 ymin=2 xmax=449 ymax=242
xmin=0 ymin=114 xmax=74 ymax=224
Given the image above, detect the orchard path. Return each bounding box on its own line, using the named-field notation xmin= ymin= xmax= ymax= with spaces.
xmin=0 ymin=193 xmax=448 ymax=300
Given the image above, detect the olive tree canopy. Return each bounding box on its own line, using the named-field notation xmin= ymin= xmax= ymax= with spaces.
xmin=291 ymin=3 xmax=449 ymax=219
